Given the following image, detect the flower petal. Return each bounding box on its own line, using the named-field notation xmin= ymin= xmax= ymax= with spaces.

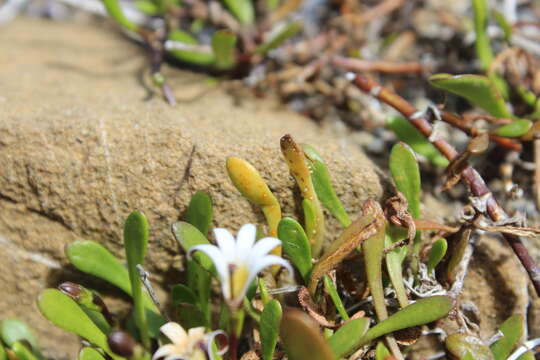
xmin=206 ymin=330 xmax=229 ymax=360
xmin=213 ymin=228 xmax=236 ymax=262
xmin=232 ymin=255 xmax=293 ymax=306
xmin=160 ymin=322 xmax=187 ymax=347
xmin=247 ymin=237 xmax=282 ymax=261
xmin=152 ymin=344 xmax=179 ymax=360
xmin=189 ymin=244 xmax=231 ymax=300
xmin=235 ymin=224 xmax=257 ymax=261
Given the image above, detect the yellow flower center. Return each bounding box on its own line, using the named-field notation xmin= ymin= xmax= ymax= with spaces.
xmin=231 ymin=264 xmax=249 ymax=301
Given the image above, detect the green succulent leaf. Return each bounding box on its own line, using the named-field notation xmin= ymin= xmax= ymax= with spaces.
xmin=134 ymin=0 xmax=159 ymax=15
xmin=387 ymin=116 xmax=448 ymax=167
xmin=427 ymin=238 xmax=448 ymax=274
xmin=355 ymin=296 xmax=453 ymax=349
xmin=78 ymin=348 xmax=106 ymax=360
xmin=38 ymin=289 xmax=120 ymax=359
xmin=278 ymin=217 xmax=312 ymax=283
xmin=211 ymin=30 xmax=237 ymax=70
xmin=490 ymin=314 xmax=524 ymax=360
xmin=429 ymin=74 xmax=511 ymax=118
xmin=384 ymin=234 xmax=409 ymax=308
xmin=1 ymin=319 xmax=39 ymax=351
xmin=493 ymin=119 xmax=532 ymax=138
xmin=172 ymin=221 xmax=214 ymax=272
xmin=446 ymin=333 xmax=494 ymax=360
xmin=517 ymin=351 xmax=536 ymax=360
xmin=328 ymin=318 xmax=369 ymax=358
xmin=185 ymin=191 xmax=213 ymax=236
xmin=389 ymin=143 xmax=421 ymax=218
xmin=280 ymin=309 xmax=335 ymax=360
xmin=171 ymin=284 xmax=198 ymax=306
xmin=0 ymin=343 xmax=6 ymax=360
xmin=302 ymin=144 xmax=351 ymax=227
xmin=101 ymin=0 xmax=138 ymax=31
xmin=375 ymin=342 xmax=391 ymax=360
xmin=222 ymin=0 xmax=254 ymax=24
xmin=167 ymin=30 xmax=215 ymax=66
xmin=260 ymin=299 xmax=282 ymax=360
xmin=493 ymin=10 xmax=512 ymax=42
xmin=123 ymin=211 xmax=150 ymax=348
xmin=256 ymin=21 xmax=302 ymax=56
xmin=10 ymin=342 xmax=38 ymax=360
xmin=323 ymin=275 xmax=349 ymax=320
xmin=472 ymin=0 xmax=493 ymax=69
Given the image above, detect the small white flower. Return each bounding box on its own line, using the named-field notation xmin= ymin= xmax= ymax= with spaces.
xmin=189 ymin=224 xmax=293 ymax=308
xmin=152 ymin=322 xmax=227 ymax=360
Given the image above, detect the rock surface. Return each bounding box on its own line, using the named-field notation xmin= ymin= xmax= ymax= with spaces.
xmin=0 ymin=18 xmax=382 ymax=358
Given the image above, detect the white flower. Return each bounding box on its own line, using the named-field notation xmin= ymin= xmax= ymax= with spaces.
xmin=152 ymin=322 xmax=227 ymax=360
xmin=189 ymin=224 xmax=293 ymax=308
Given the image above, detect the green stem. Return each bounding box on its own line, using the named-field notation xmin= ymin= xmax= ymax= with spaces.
xmin=129 ymin=267 xmax=150 ymax=349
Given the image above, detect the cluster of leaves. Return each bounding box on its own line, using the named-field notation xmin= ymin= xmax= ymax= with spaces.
xmin=0 ymin=319 xmax=44 ymax=360
xmin=101 ymin=0 xmax=302 ymax=89
xmin=25 ymin=133 xmax=528 ymax=360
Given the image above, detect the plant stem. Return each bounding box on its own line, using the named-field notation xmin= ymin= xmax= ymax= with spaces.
xmin=228 ymin=309 xmax=245 ymax=360
xmin=351 ymin=73 xmax=540 ymax=296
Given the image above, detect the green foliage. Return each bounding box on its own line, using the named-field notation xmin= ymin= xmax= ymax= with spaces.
xmin=38 ymin=289 xmax=120 ymax=359
xmin=278 ymin=217 xmax=312 ymax=283
xmin=389 ymin=143 xmax=421 ymax=218
xmin=123 ymin=211 xmax=150 ymax=348
xmin=260 ymin=300 xmax=282 ymax=360
xmin=446 ymin=333 xmax=494 ymax=360
xmin=387 ymin=116 xmax=448 ymax=167
xmin=172 ymin=221 xmax=214 ymax=272
xmin=212 ymin=30 xmax=237 ymax=70
xmin=223 ymin=0 xmax=254 ymax=24
xmin=1 ymin=319 xmax=39 ymax=351
xmin=302 ymin=144 xmax=351 ymax=227
xmin=429 ymin=74 xmax=511 ymax=118
xmin=101 ymin=0 xmax=138 ymax=31
xmin=427 ymin=238 xmax=448 ymax=274
xmin=490 ymin=315 xmax=524 ymax=360
xmin=328 ymin=318 xmax=369 ymax=358
xmin=167 ymin=30 xmax=216 ymax=66
xmin=255 ymin=21 xmax=303 ymax=56
xmin=472 ymin=0 xmax=494 ymax=69
xmin=78 ymin=348 xmax=106 ymax=360
xmin=185 ymin=191 xmax=213 ymax=236
xmin=323 ymin=275 xmax=349 ymax=321
xmin=375 ymin=342 xmax=391 ymax=360
xmin=493 ymin=119 xmax=532 ymax=138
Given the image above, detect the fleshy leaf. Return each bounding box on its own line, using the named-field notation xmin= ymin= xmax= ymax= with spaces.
xmin=493 ymin=10 xmax=512 ymax=42
xmin=171 ymin=284 xmax=199 ymax=306
xmin=472 ymin=0 xmax=494 ymax=69
xmin=446 ymin=333 xmax=494 ymax=360
xmin=389 ymin=143 xmax=421 ymax=218
xmin=226 ymin=157 xmax=281 ymax=238
xmin=167 ymin=30 xmax=215 ymax=66
xmin=38 ymin=289 xmax=120 ymax=359
xmin=309 ymin=202 xmax=380 ymax=294
xmin=0 ymin=344 xmax=5 ymax=360
xmin=280 ymin=309 xmax=335 ymax=360
xmin=493 ymin=119 xmax=532 ymax=138
xmin=302 ymin=144 xmax=351 ymax=227
xmin=387 ymin=116 xmax=448 ymax=167
xmin=223 ymin=0 xmax=254 ymax=24
xmin=185 ymin=191 xmax=213 ymax=236
xmin=427 ymin=238 xmax=448 ymax=274
xmin=78 ymin=348 xmax=106 ymax=360
xmin=490 ymin=314 xmax=524 ymax=360
xmin=376 ymin=342 xmax=391 ymax=360
xmin=281 ymin=135 xmax=325 ymax=256
xmin=101 ymin=0 xmax=138 ymax=31
xmin=429 ymin=74 xmax=511 ymax=118
xmin=123 ymin=211 xmax=150 ymax=348
xmin=278 ymin=217 xmax=312 ymax=283
xmin=354 ymin=296 xmax=453 ymax=350
xmin=255 ymin=21 xmax=302 ymax=56
xmin=328 ymin=318 xmax=369 ymax=358
xmin=1 ymin=319 xmax=39 ymax=351
xmin=11 ymin=342 xmax=38 ymax=360
xmin=211 ymin=30 xmax=237 ymax=70
xmin=385 ymin=234 xmax=409 ymax=308
xmin=323 ymin=275 xmax=349 ymax=320
xmin=260 ymin=300 xmax=282 ymax=360
xmin=172 ymin=221 xmax=214 ymax=272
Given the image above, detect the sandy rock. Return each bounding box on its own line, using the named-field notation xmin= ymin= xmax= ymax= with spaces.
xmin=0 ymin=18 xmax=382 ymax=358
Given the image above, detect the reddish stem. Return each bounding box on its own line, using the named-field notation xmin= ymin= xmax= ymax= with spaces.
xmin=352 ymin=74 xmax=540 ymax=296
